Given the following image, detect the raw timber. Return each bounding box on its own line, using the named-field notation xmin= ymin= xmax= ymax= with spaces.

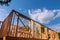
xmin=0 ymin=10 xmax=59 ymax=40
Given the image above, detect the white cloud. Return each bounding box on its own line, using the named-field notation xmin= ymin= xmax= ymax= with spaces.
xmin=54 ymin=12 xmax=60 ymax=18
xmin=28 ymin=8 xmax=60 ymax=24
xmin=0 ymin=8 xmax=8 ymax=21
xmin=19 ymin=8 xmax=22 ymax=10
xmin=50 ymin=23 xmax=60 ymax=32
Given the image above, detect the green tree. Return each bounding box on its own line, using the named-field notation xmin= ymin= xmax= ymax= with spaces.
xmin=58 ymin=32 xmax=60 ymax=38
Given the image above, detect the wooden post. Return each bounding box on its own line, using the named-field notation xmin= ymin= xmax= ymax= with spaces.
xmin=44 ymin=27 xmax=48 ymax=39
xmin=55 ymin=31 xmax=59 ymax=40
xmin=50 ymin=30 xmax=54 ymax=40
xmin=30 ymin=20 xmax=34 ymax=37
xmin=15 ymin=16 xmax=19 ymax=37
xmin=3 ymin=36 xmax=6 ymax=40
xmin=29 ymin=21 xmax=31 ymax=32
xmin=37 ymin=24 xmax=42 ymax=39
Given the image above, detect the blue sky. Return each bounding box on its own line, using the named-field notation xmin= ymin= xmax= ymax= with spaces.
xmin=0 ymin=0 xmax=60 ymax=32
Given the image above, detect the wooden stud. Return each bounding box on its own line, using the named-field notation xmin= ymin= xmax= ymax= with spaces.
xmin=3 ymin=36 xmax=6 ymax=40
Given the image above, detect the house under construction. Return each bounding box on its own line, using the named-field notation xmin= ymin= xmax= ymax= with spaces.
xmin=0 ymin=10 xmax=59 ymax=40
